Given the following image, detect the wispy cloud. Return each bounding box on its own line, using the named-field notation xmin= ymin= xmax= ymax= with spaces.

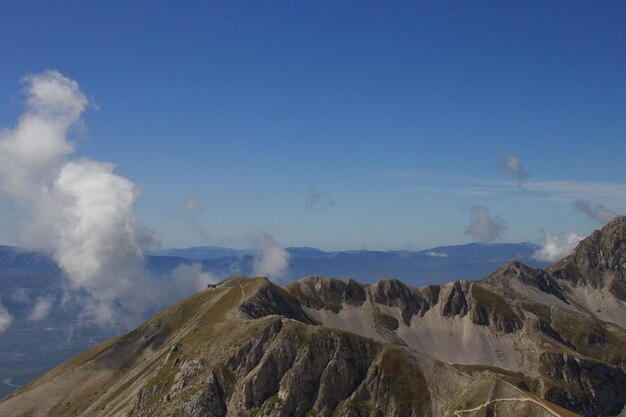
xmin=465 ymin=206 xmax=506 ymax=243
xmin=533 ymin=231 xmax=583 ymax=262
xmin=379 ymin=170 xmax=469 ymax=182
xmin=499 ymin=151 xmax=529 ymax=186
xmin=246 ymin=231 xmax=290 ymax=280
xmin=305 ymin=184 xmax=335 ymax=211
xmin=409 ymin=186 xmax=494 ymax=197
xmin=183 ymin=194 xmax=210 ymax=241
xmin=184 ymin=194 xmax=203 ymax=214
xmin=387 ymin=169 xmax=626 ymax=205
xmin=425 ymin=251 xmax=449 ymax=258
xmin=27 ymin=296 xmax=55 ymax=321
xmin=513 ymin=181 xmax=626 ymax=203
xmin=11 ymin=288 xmax=30 ymax=304
xmin=0 ymin=301 xmax=12 ymax=333
xmin=574 ymin=199 xmax=618 ymax=225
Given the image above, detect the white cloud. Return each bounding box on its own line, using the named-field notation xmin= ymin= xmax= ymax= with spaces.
xmin=27 ymin=296 xmax=54 ymax=321
xmin=47 ymin=158 xmax=158 ymax=325
xmin=171 ymin=263 xmax=217 ymax=298
xmin=574 ymin=199 xmax=618 ymax=225
xmin=0 ymin=71 xmax=209 ymax=326
xmin=0 ymin=302 xmax=13 ymax=332
xmin=247 ymin=231 xmax=290 ymax=280
xmin=533 ymin=231 xmax=583 ymax=262
xmin=465 ymin=206 xmax=506 ymax=243
xmin=53 ymin=160 xmax=141 ymax=284
xmin=425 ymin=251 xmax=449 ymax=258
xmin=0 ymin=71 xmax=83 ymax=200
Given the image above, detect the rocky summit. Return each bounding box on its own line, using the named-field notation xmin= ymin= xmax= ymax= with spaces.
xmin=3 ymin=218 xmax=626 ymax=417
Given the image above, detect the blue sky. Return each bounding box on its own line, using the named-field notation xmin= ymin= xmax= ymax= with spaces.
xmin=0 ymin=1 xmax=625 ymax=251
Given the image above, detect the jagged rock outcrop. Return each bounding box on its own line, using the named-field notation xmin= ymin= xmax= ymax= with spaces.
xmin=551 ymin=216 xmax=626 ymax=300
xmin=440 ymin=280 xmax=470 ymax=317
xmin=486 ymin=260 xmax=568 ymax=302
xmin=371 ymin=278 xmax=430 ymax=324
xmin=286 ymin=275 xmax=366 ymax=312
xmin=572 ymin=216 xmax=626 ymax=274
xmin=541 ymin=352 xmax=626 ymax=416
xmin=125 ymin=314 xmax=431 ymax=417
xmin=238 ymin=277 xmax=315 ymax=323
xmin=469 ymin=284 xmax=522 ymax=333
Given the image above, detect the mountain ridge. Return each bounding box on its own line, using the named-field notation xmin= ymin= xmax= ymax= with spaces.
xmin=2 ymin=217 xmax=626 ymax=416
xmin=0 ymin=240 xmax=550 ymax=399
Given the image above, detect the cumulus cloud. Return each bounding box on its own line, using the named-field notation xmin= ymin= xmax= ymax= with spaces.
xmin=305 ymin=184 xmax=335 ymax=211
xmin=465 ymin=206 xmax=506 ymax=243
xmin=182 ymin=194 xmax=210 ymax=241
xmin=0 ymin=71 xmax=84 ymax=199
xmin=0 ymin=71 xmax=206 ymax=326
xmin=27 ymin=296 xmax=55 ymax=321
xmin=0 ymin=71 xmax=156 ymax=324
xmin=499 ymin=151 xmax=529 ymax=186
xmin=574 ymin=199 xmax=618 ymax=225
xmin=247 ymin=232 xmax=290 ymax=280
xmin=0 ymin=302 xmax=13 ymax=332
xmin=533 ymin=231 xmax=583 ymax=262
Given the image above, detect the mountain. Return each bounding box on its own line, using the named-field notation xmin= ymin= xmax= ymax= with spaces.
xmin=0 ymin=245 xmax=59 ymax=272
xmin=2 ymin=217 xmax=626 ymax=416
xmin=160 ymin=242 xmax=547 ymax=285
xmin=284 ymin=242 xmax=546 ymax=284
xmin=148 ymin=247 xmax=256 ymax=260
xmin=0 ymin=241 xmax=544 ymax=399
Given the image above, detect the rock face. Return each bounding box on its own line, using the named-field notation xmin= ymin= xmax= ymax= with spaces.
xmin=553 ymin=216 xmax=626 ymax=302
xmin=3 ymin=217 xmax=626 ymax=417
xmin=572 ymin=216 xmax=626 ymax=274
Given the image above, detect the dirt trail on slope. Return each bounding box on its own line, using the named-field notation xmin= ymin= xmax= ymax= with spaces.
xmin=453 ymin=397 xmax=562 ymax=417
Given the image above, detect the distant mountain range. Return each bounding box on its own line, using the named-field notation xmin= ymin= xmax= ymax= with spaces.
xmin=149 ymin=242 xmax=548 ymax=285
xmin=149 ymin=246 xmax=257 ymax=260
xmin=0 ymin=241 xmax=547 ymax=399
xmin=150 ymin=242 xmax=542 ymax=262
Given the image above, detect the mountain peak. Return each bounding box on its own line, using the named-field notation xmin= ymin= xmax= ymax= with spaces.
xmin=547 ymin=216 xmax=626 ymax=301
xmin=482 ymin=260 xmax=568 ymax=302
xmin=570 ymin=215 xmax=626 ymax=273
xmin=486 ymin=260 xmax=540 ymax=282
